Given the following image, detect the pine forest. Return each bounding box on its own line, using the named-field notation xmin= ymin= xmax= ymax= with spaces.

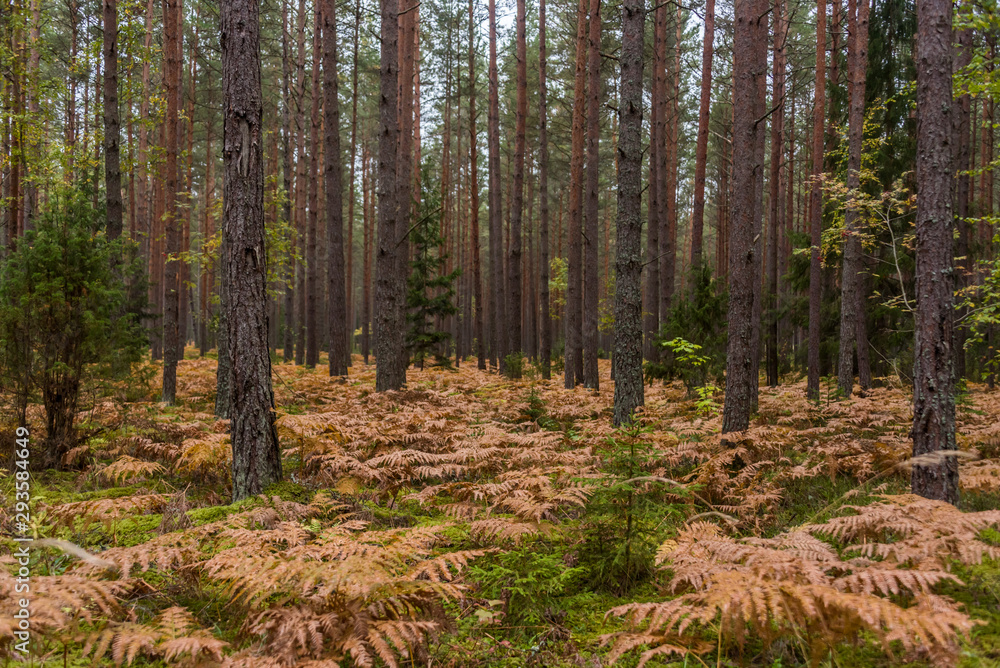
xmin=4 ymin=0 xmax=1000 ymax=664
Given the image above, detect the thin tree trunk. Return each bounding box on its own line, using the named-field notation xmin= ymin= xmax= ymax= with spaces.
xmin=766 ymin=0 xmax=786 ymax=387
xmin=395 ymin=0 xmax=416 ymax=376
xmin=162 ymin=0 xmax=182 ymax=404
xmin=200 ymin=121 xmax=215 ymax=357
xmin=689 ymin=0 xmax=714 ymax=286
xmin=837 ymin=0 xmax=869 ymax=397
xmin=280 ymin=0 xmax=295 ymax=363
xmin=954 ymin=19 xmax=971 ymax=382
xmin=644 ymin=7 xmax=662 ymax=361
xmin=507 ymin=0 xmax=527 ymax=375
xmin=565 ymin=0 xmax=587 ymax=387
xmin=911 ymin=0 xmax=958 ymax=504
xmin=362 ymin=140 xmax=372 ymax=363
xmin=658 ymin=6 xmax=676 ymax=320
xmin=346 ymin=0 xmax=362 ymax=366
xmin=807 ymin=0 xmax=826 ymax=401
xmin=324 ymin=0 xmax=348 ymax=376
xmin=103 ymin=0 xmax=123 ymax=240
xmin=721 ymin=0 xmax=768 ymax=434
xmin=488 ymin=0 xmax=505 ymax=371
xmin=613 ymin=0 xmax=644 ymax=426
xmin=469 ymin=0 xmax=486 ymax=370
xmin=583 ymin=0 xmax=601 ymax=389
xmin=538 ymin=0 xmax=551 ymax=378
xmin=291 ymin=0 xmax=307 ymax=365
xmin=304 ymin=7 xmax=321 ymax=368
xmin=221 ymin=0 xmax=281 ymax=499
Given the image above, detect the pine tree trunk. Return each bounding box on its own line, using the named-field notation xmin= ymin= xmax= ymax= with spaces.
xmin=689 ymin=0 xmax=714 ymax=287
xmin=395 ymin=3 xmax=416 ymax=376
xmin=304 ymin=8 xmax=321 ymax=368
xmin=583 ymin=0 xmax=601 ymax=390
xmin=911 ymin=0 xmax=958 ymax=505
xmin=487 ymin=0 xmax=505 ymax=371
xmin=324 ymin=0 xmax=348 ymax=377
xmin=507 ymin=0 xmax=527 ymax=376
xmin=644 ymin=8 xmax=661 ymax=362
xmin=613 ymin=0 xmax=645 ymax=426
xmin=469 ymin=0 xmax=486 ymax=370
xmin=362 ymin=141 xmax=372 ymax=363
xmin=161 ymin=0 xmax=182 ymax=404
xmin=657 ymin=6 xmax=674 ymax=322
xmin=837 ymin=0 xmax=869 ymax=398
xmin=103 ymin=0 xmax=123 ymax=241
xmin=766 ymin=0 xmax=786 ymax=387
xmin=292 ymin=0 xmax=307 ymax=365
xmin=280 ymin=0 xmax=294 ymax=363
xmin=807 ymin=0 xmax=826 ymax=401
xmin=181 ymin=21 xmax=199 ymax=357
xmin=221 ymin=0 xmax=281 ymax=501
xmin=346 ymin=0 xmax=362 ymax=366
xmin=721 ymin=0 xmax=768 ymax=435
xmin=374 ymin=0 xmax=405 ymax=391
xmin=23 ymin=0 xmax=40 ymax=232
xmin=538 ymin=0 xmax=551 ymax=378
xmin=200 ymin=122 xmax=214 ymax=358
xmin=954 ymin=20 xmax=971 ymax=382
xmin=565 ymin=0 xmax=587 ymax=388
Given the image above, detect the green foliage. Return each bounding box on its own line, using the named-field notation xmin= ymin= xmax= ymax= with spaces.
xmin=580 ymin=423 xmax=687 ymax=594
xmin=469 ymin=544 xmax=585 ymax=631
xmin=406 ymin=178 xmax=459 ymax=369
xmin=503 ymin=352 xmax=526 ymax=379
xmin=644 ymin=265 xmax=727 ymax=391
xmin=549 ymin=256 xmax=567 ymax=319
xmin=0 ymin=186 xmax=147 ymax=465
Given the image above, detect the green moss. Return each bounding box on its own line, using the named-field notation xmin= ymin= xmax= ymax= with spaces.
xmin=263 ymin=480 xmax=313 ymax=503
xmin=108 ymin=514 xmax=163 ymax=547
xmin=187 ymin=504 xmax=235 ymax=525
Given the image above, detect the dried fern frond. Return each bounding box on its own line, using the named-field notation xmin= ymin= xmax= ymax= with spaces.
xmin=98 ymin=456 xmax=166 ymax=486
xmin=805 ymin=494 xmax=1000 ymax=569
xmin=83 ymin=606 xmax=227 ymax=666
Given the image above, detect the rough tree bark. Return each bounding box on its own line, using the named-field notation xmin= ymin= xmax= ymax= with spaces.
xmin=280 ymin=0 xmax=294 ymax=363
xmin=306 ymin=7 xmax=321 ymax=368
xmin=689 ymin=0 xmax=714 ymax=287
xmin=103 ymin=0 xmax=123 ymax=241
xmin=565 ymin=0 xmax=587 ymax=387
xmin=954 ymin=21 xmax=971 ymax=382
xmin=911 ymin=0 xmax=958 ymax=505
xmin=374 ymin=0 xmax=405 ymax=391
xmin=538 ymin=0 xmax=551 ymax=378
xmin=613 ymin=0 xmax=644 ymax=426
xmin=583 ymin=0 xmax=601 ymax=390
xmin=507 ymin=0 xmax=527 ymax=376
xmin=837 ymin=0 xmax=870 ymax=398
xmin=346 ymin=0 xmax=362 ymax=367
xmin=643 ymin=6 xmax=661 ymax=362
xmin=721 ymin=0 xmax=768 ymax=434
xmin=162 ymin=0 xmax=182 ymax=404
xmin=766 ymin=0 xmax=786 ymax=387
xmin=221 ymin=0 xmax=282 ymax=501
xmin=396 ymin=1 xmax=416 ymax=375
xmin=488 ymin=0 xmax=506 ymax=371
xmin=807 ymin=0 xmax=826 ymax=401
xmin=470 ymin=0 xmax=486 ymax=370
xmin=324 ymin=0 xmax=348 ymax=377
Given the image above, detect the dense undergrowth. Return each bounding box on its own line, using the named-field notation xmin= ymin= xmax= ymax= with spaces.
xmin=3 ymin=351 xmax=1000 ymax=667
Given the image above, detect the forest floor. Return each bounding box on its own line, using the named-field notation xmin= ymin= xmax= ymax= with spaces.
xmin=3 ymin=350 xmax=1000 ymax=667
